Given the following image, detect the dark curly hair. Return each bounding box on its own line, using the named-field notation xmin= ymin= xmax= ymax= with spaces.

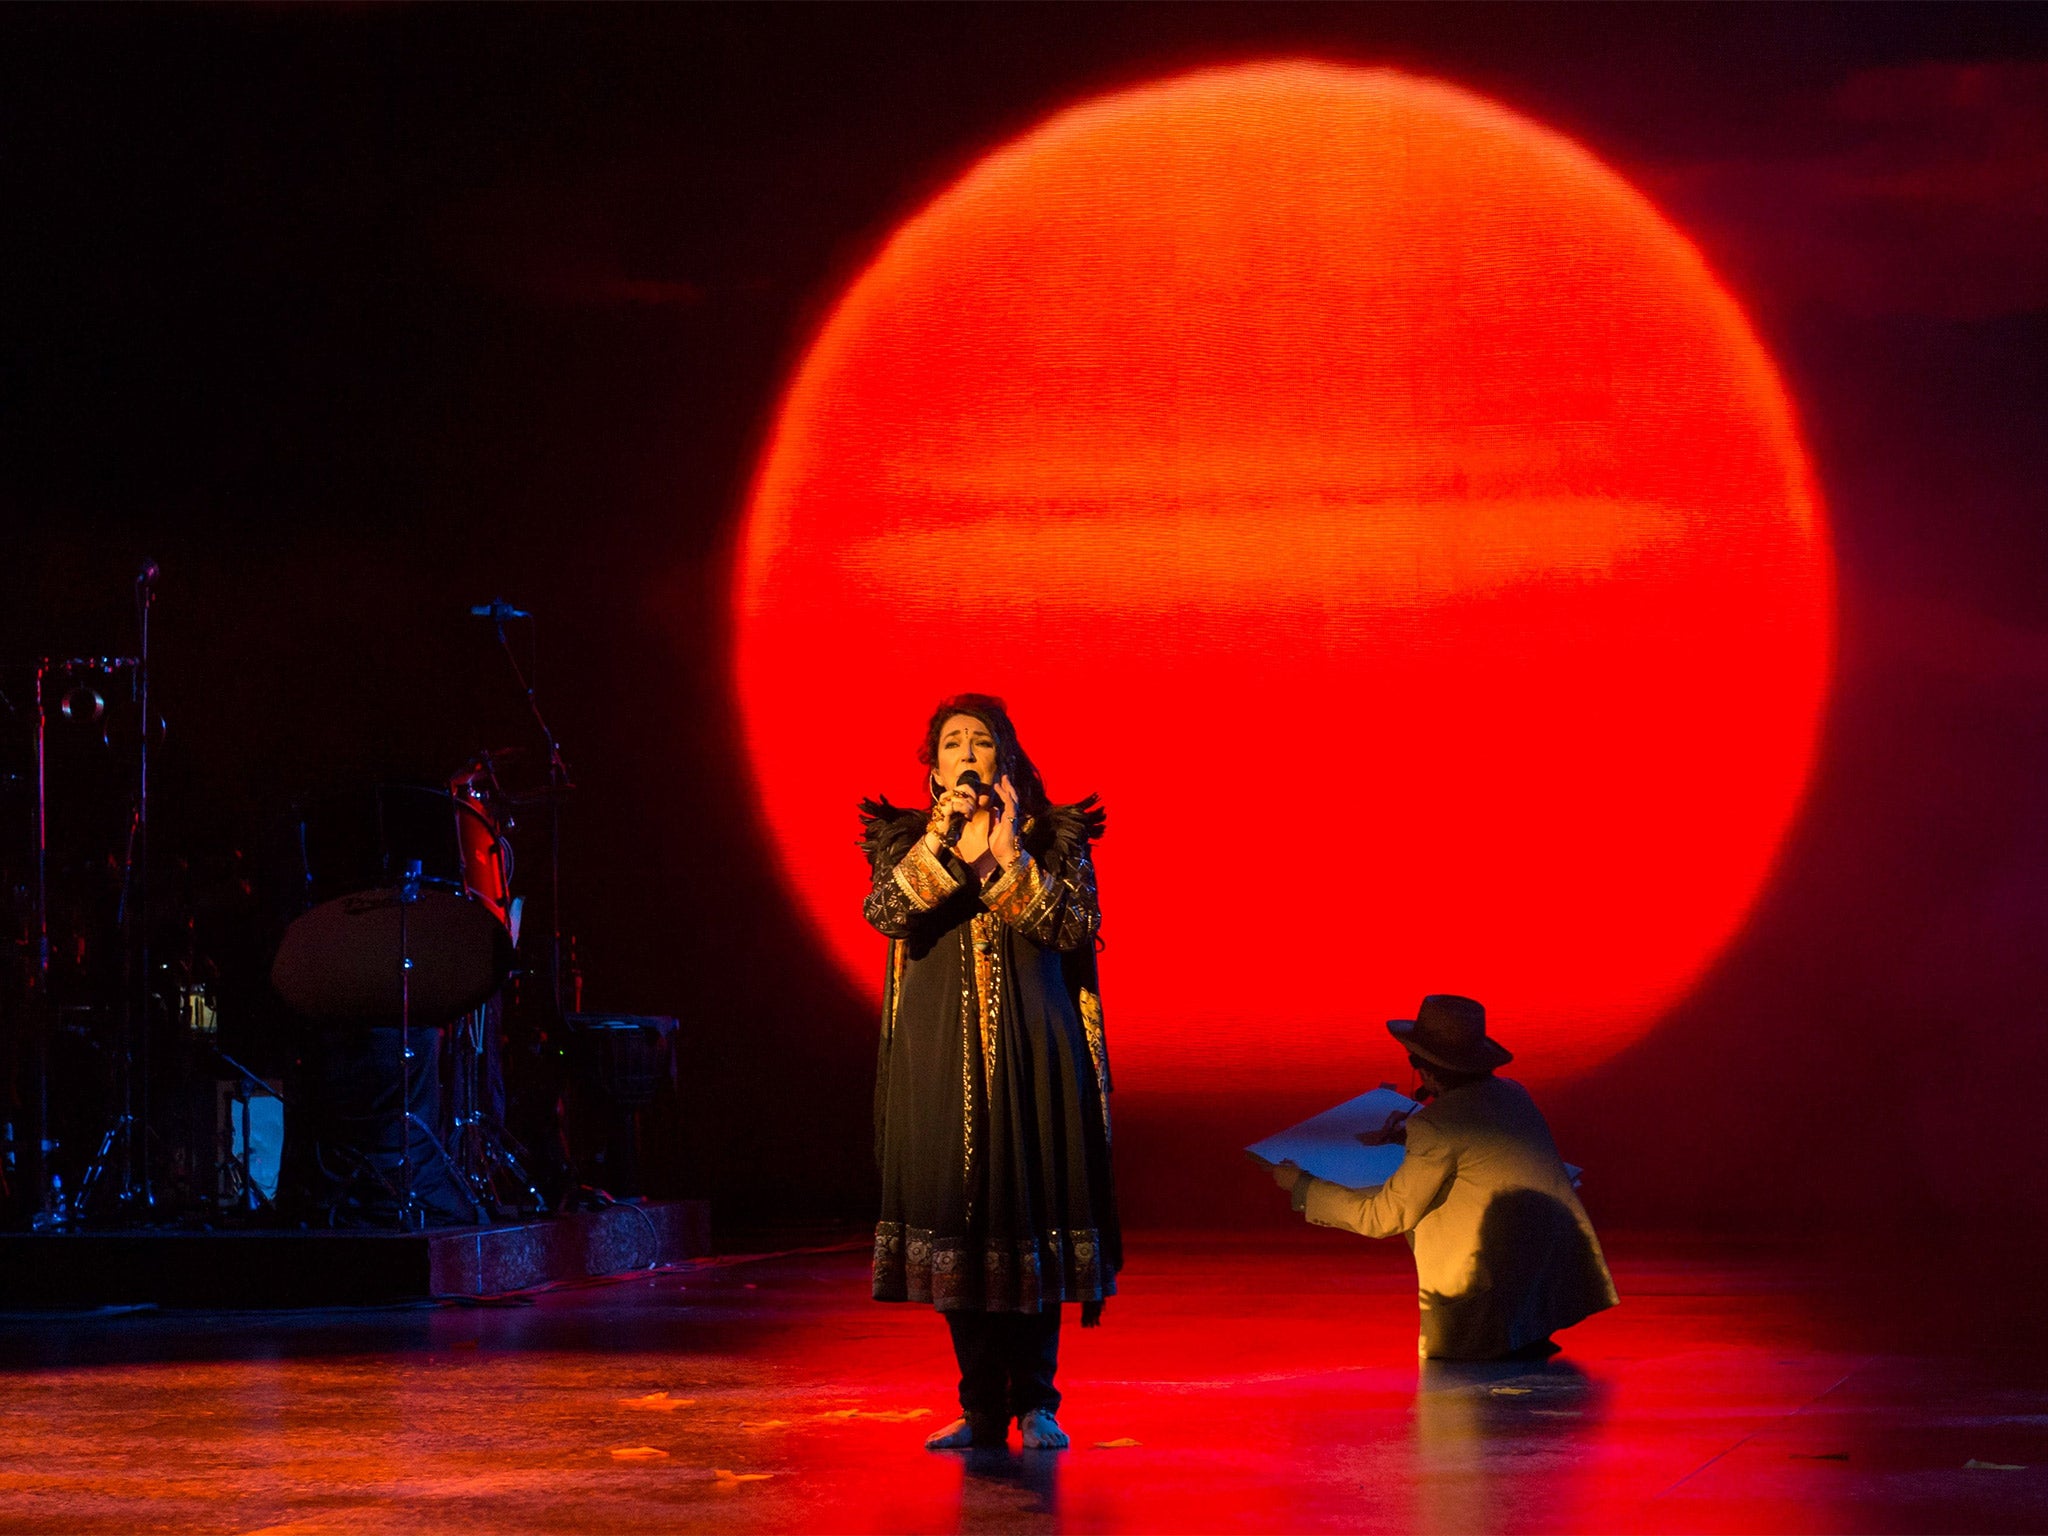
xmin=918 ymin=693 xmax=1050 ymax=820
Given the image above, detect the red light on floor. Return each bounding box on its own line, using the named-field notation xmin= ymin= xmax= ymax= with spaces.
xmin=732 ymin=62 xmax=1833 ymax=1092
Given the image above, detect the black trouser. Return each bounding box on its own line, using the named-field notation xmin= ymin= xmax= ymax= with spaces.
xmin=946 ymin=1308 xmax=1061 ymax=1420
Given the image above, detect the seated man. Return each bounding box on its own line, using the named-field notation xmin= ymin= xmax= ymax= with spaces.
xmin=1273 ymin=995 xmax=1618 ymax=1360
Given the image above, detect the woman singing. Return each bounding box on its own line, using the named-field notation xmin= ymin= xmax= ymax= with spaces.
xmin=860 ymin=694 xmax=1120 ymax=1451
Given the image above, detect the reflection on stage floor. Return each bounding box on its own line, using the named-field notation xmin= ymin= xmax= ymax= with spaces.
xmin=2 ymin=1229 xmax=2043 ymax=1533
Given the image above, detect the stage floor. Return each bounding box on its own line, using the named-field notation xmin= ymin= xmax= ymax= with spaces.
xmin=2 ymin=1229 xmax=2043 ymax=1534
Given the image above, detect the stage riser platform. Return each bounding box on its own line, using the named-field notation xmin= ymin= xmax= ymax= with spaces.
xmin=0 ymin=1200 xmax=710 ymax=1307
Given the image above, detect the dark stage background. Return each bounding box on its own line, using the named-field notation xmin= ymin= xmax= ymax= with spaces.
xmin=4 ymin=4 xmax=2046 ymax=1235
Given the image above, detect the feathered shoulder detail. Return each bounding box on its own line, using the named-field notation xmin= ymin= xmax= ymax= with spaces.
xmin=856 ymin=794 xmax=1104 ymax=873
xmin=857 ymin=797 xmax=927 ymax=870
xmin=1031 ymin=795 xmax=1105 ymax=873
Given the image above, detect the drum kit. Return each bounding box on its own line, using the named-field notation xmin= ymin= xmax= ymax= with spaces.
xmin=270 ymin=774 xmax=548 ymax=1227
xmin=1 ymin=570 xmax=586 ymax=1231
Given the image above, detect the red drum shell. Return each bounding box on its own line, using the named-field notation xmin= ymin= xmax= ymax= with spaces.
xmin=449 ymin=790 xmax=511 ymax=931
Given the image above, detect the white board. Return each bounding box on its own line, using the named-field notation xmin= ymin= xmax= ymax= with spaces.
xmin=1246 ymin=1086 xmax=1420 ymax=1192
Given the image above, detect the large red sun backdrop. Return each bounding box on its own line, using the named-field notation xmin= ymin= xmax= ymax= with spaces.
xmin=733 ymin=62 xmax=1833 ymax=1094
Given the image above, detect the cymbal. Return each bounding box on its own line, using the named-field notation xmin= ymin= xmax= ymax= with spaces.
xmin=271 ymin=886 xmax=513 ymax=1028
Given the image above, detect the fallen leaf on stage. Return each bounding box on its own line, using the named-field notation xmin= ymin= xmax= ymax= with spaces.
xmin=621 ymin=1392 xmax=696 ymax=1411
xmin=845 ymin=1408 xmax=932 ymax=1422
xmin=714 ymin=1469 xmax=774 ymax=1484
xmin=610 ymin=1446 xmax=669 ymax=1461
xmin=1094 ymin=1438 xmax=1142 ymax=1448
xmin=1490 ymin=1386 xmax=1533 ymax=1396
xmin=741 ymin=1419 xmax=791 ymax=1431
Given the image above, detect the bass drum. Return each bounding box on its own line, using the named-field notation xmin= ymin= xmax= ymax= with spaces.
xmin=272 ymin=784 xmax=513 ymax=1027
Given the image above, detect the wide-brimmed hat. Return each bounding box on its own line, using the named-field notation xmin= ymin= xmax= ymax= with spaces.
xmin=1386 ymin=994 xmax=1512 ymax=1074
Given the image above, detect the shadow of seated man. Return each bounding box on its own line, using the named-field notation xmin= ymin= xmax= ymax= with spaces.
xmin=1274 ymin=995 xmax=1618 ymax=1360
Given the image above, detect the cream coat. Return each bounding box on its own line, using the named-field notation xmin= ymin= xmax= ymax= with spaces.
xmin=1301 ymin=1076 xmax=1617 ymax=1359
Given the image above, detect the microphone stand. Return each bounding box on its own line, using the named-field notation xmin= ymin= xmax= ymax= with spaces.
xmin=489 ymin=610 xmax=574 ymax=1021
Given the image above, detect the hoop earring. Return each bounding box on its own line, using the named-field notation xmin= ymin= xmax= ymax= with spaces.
xmin=929 ymin=772 xmax=945 ymax=804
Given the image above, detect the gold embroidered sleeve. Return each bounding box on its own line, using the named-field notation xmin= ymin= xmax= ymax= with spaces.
xmin=863 ymin=862 xmax=919 ymax=938
xmin=982 ymin=850 xmax=1100 ymax=952
xmin=863 ymin=841 xmax=960 ymax=936
xmin=892 ymin=840 xmax=961 ymax=911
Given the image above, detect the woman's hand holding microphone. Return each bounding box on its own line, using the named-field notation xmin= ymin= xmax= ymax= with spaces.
xmin=922 ymin=779 xmax=984 ymax=856
xmin=921 ymin=773 xmax=1025 ymax=872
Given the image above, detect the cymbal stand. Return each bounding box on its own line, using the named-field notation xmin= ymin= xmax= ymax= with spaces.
xmin=394 ymin=859 xmax=429 ymax=1231
xmin=28 ymin=659 xmax=51 ymax=1224
xmin=132 ymin=561 xmax=158 ymax=1213
xmin=77 ymin=564 xmax=162 ymax=1223
xmin=31 ymin=651 xmax=143 ymax=1229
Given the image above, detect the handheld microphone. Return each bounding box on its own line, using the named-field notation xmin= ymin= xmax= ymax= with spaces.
xmin=941 ymin=769 xmax=985 ymax=850
xmin=469 ymin=600 xmax=532 ymax=621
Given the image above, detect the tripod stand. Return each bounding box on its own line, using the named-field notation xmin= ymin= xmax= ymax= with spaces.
xmin=447 ymin=1001 xmax=545 ymax=1217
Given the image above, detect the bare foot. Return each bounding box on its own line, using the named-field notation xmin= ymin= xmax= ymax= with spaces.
xmin=1017 ymin=1408 xmax=1069 ymax=1450
xmin=925 ymin=1414 xmax=1002 ymax=1450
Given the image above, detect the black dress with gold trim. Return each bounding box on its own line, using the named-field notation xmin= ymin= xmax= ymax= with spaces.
xmin=859 ymin=797 xmax=1120 ymax=1316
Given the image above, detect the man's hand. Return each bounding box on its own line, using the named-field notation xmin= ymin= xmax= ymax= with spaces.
xmin=1355 ymin=1108 xmax=1414 ymax=1147
xmin=1270 ymin=1159 xmax=1303 ymax=1193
